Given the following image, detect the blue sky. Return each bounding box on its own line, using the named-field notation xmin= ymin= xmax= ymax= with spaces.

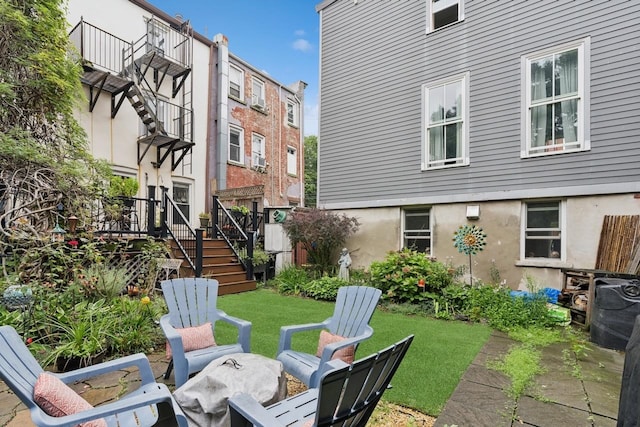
xmin=147 ymin=0 xmax=320 ymax=136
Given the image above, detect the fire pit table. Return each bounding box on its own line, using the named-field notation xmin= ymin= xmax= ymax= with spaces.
xmin=173 ymin=353 xmax=287 ymax=427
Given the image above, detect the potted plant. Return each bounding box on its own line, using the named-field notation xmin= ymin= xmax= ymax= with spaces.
xmin=198 ymin=212 xmax=210 ymax=228
xmin=108 ymin=176 xmax=139 ymax=207
xmin=229 ymin=205 xmax=250 ymax=228
xmin=237 ymin=245 xmax=271 ymax=275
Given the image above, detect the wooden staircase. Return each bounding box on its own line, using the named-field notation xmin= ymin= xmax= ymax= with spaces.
xmin=169 ymin=238 xmax=257 ymax=295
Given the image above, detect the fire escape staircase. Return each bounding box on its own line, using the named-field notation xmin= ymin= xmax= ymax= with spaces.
xmin=71 ymin=18 xmax=194 ymax=171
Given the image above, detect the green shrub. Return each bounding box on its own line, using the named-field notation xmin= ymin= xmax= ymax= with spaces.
xmin=109 ymin=296 xmax=165 ymax=354
xmin=460 ymin=284 xmax=555 ymax=331
xmin=348 ymin=268 xmax=370 ymax=285
xmin=272 ymin=265 xmax=311 ymax=295
xmin=370 ymin=249 xmax=453 ymax=303
xmin=302 ymin=276 xmax=349 ymax=301
xmin=75 ymin=264 xmax=130 ymax=299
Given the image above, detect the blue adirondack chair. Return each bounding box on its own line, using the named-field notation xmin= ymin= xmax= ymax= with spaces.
xmin=0 ymin=325 xmax=187 ymax=427
xmin=230 ymin=335 xmax=414 ymax=427
xmin=276 ymin=285 xmax=382 ymax=388
xmin=160 ymin=277 xmax=252 ymax=387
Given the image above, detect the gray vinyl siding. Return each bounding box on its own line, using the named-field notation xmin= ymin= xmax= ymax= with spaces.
xmin=317 ymin=0 xmax=640 ymax=208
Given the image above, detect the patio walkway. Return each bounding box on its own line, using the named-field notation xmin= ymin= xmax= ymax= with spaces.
xmin=0 ymin=330 xmax=625 ymax=426
xmin=435 ymin=330 xmax=624 ymax=427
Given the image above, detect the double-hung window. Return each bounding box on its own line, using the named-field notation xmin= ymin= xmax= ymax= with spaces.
xmin=172 ymin=183 xmax=190 ymax=225
xmin=229 ymin=125 xmax=244 ymax=164
xmin=428 ymin=0 xmax=464 ymax=32
xmin=251 ymin=133 xmax=266 ymax=168
xmin=229 ymin=64 xmax=244 ymax=100
xmin=251 ymin=78 xmax=265 ymax=109
xmin=287 ymin=146 xmax=297 ymax=175
xmin=403 ymin=209 xmax=431 ymax=254
xmin=422 ymin=73 xmax=469 ymax=169
xmin=286 ymin=100 xmax=299 ymax=127
xmin=523 ymin=201 xmax=563 ymax=259
xmin=523 ymin=39 xmax=589 ymax=157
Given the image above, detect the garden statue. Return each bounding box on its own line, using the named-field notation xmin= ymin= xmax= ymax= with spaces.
xmin=338 ymin=248 xmax=352 ymax=281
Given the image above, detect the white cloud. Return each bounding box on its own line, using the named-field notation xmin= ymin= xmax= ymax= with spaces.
xmin=295 ymin=29 xmax=305 ymax=36
xmin=292 ymin=38 xmax=312 ymax=53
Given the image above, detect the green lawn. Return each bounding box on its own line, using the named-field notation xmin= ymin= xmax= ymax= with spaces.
xmin=216 ymin=288 xmax=491 ymax=416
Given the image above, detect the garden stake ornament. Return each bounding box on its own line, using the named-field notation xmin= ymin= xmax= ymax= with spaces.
xmin=453 ymin=225 xmax=487 ymax=286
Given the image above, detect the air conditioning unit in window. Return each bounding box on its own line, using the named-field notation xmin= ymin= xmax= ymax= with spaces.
xmin=253 ymin=156 xmax=266 ymax=168
xmin=252 ymin=98 xmax=265 ymax=109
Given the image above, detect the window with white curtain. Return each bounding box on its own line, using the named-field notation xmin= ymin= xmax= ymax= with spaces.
xmin=229 ymin=64 xmax=244 ymax=100
xmin=422 ymin=73 xmax=469 ymax=169
xmin=523 ymin=39 xmax=589 ymax=157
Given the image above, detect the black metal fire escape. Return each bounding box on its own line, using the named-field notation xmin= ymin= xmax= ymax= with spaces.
xmin=69 ymin=17 xmax=194 ymax=171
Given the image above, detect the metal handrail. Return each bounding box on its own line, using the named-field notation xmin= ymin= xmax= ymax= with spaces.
xmin=162 ymin=190 xmax=201 ymax=276
xmin=69 ymin=20 xmax=132 ymax=75
xmin=212 ymin=196 xmax=255 ymax=278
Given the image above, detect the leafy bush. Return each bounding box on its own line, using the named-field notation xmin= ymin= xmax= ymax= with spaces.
xmin=458 ymin=284 xmax=555 ymax=331
xmin=31 ymin=294 xmax=165 ymax=369
xmin=370 ymin=249 xmax=453 ymax=303
xmin=75 ymin=264 xmax=130 ymax=299
xmin=283 ymin=208 xmax=359 ymax=274
xmin=109 ymin=296 xmax=166 ymax=354
xmin=302 ymin=276 xmax=348 ymax=301
xmin=272 ymin=265 xmax=311 ymax=295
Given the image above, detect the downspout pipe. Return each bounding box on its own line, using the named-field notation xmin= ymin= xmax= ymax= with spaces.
xmin=214 ymin=34 xmax=229 ymax=191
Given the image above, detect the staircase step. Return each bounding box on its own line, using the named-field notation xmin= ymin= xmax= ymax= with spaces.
xmin=142 ymin=117 xmax=154 ymax=124
xmin=202 ymin=263 xmax=245 ymax=274
xmin=131 ymin=101 xmax=143 ymax=108
xmin=168 ymin=238 xmax=256 ymax=295
xmin=216 ymin=280 xmax=257 ymax=296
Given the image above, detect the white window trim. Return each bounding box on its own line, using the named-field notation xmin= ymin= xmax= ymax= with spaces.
xmin=251 ymin=133 xmax=266 ymax=168
xmin=287 ymin=100 xmax=299 ymax=127
xmin=518 ymin=199 xmax=567 ymax=265
xmin=229 ymin=63 xmax=244 ymax=101
xmin=251 ymin=78 xmax=266 ymax=109
xmin=421 ymin=72 xmax=470 ymax=170
xmin=287 ymin=146 xmax=297 ymax=176
xmin=520 ymin=37 xmax=591 ymax=158
xmin=228 ymin=124 xmax=244 ymax=165
xmin=401 ymin=208 xmax=433 ymax=255
xmin=426 ymin=0 xmax=465 ymax=33
xmin=171 ymin=180 xmax=192 ymax=225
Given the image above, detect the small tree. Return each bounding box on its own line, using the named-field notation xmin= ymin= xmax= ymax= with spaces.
xmin=283 ymin=208 xmax=359 ymax=274
xmin=0 ymin=0 xmax=111 ymax=250
xmin=303 ymin=136 xmax=317 ymax=207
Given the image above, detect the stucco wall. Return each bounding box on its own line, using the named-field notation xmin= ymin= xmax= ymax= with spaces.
xmin=336 ymin=194 xmax=640 ymax=291
xmin=339 ymin=208 xmax=400 ymax=271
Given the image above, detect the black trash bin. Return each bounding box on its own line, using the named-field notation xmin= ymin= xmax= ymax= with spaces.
xmin=590 ymin=278 xmax=640 ymax=350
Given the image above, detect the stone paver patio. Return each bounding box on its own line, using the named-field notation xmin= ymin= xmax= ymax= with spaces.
xmin=0 ymin=330 xmax=625 ymax=426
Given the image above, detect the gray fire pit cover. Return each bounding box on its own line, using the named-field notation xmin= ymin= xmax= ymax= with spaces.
xmin=173 ymin=352 xmax=287 ymax=427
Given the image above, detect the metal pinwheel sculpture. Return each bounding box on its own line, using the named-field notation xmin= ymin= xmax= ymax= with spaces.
xmin=453 ymin=225 xmax=487 ymax=285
